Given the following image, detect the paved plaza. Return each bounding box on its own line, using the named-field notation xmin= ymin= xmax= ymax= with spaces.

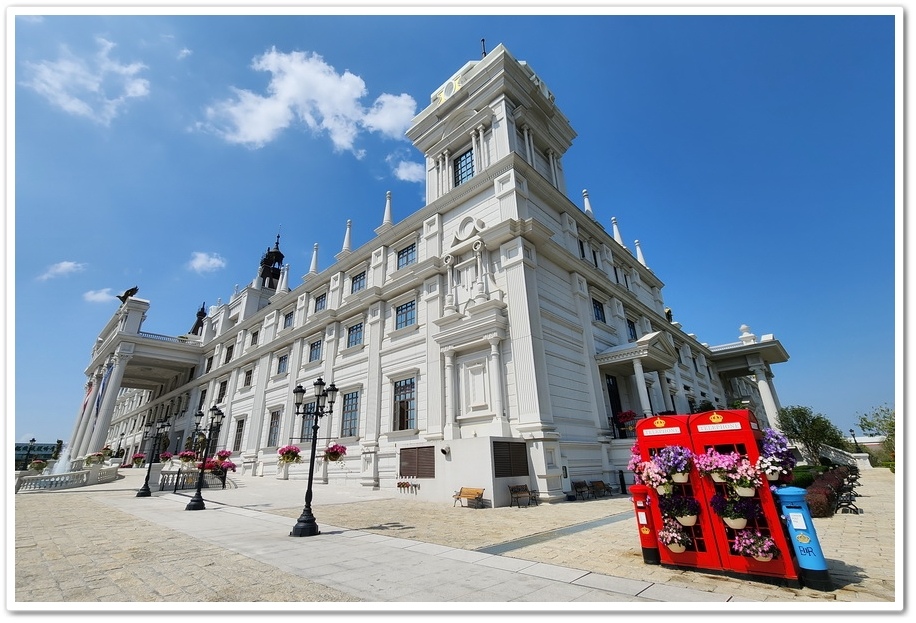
xmin=11 ymin=465 xmax=899 ymax=614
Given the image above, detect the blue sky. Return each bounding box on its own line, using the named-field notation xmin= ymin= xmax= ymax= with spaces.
xmin=9 ymin=8 xmax=900 ymax=446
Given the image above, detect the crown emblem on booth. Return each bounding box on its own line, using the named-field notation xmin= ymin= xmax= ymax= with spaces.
xmin=640 ymin=526 xmax=651 ymax=535
xmin=709 ymin=412 xmax=724 ymax=423
xmin=653 ymin=417 xmax=666 ymax=427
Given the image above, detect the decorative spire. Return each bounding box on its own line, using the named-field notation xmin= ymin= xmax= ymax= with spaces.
xmin=277 ymin=264 xmax=289 ymax=292
xmin=635 ymin=240 xmax=648 ymax=268
xmin=582 ymin=189 xmax=594 ymax=219
xmin=611 ymin=217 xmax=625 ymax=248
xmin=309 ymin=243 xmax=319 ymax=275
xmin=341 ymin=220 xmax=352 ymax=254
xmin=383 ymin=191 xmax=393 ymax=227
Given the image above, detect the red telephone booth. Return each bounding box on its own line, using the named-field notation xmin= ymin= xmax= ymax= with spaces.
xmin=635 ymin=414 xmax=723 ymax=571
xmin=687 ymin=410 xmax=800 ymax=584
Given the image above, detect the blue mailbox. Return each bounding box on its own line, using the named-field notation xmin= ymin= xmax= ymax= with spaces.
xmin=774 ymin=486 xmax=833 ymax=591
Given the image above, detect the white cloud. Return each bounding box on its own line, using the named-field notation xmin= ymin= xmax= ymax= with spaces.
xmin=21 ymin=37 xmax=150 ymax=125
xmin=202 ymin=47 xmax=417 ymax=154
xmin=187 ymin=252 xmax=227 ymax=274
xmin=177 ymin=48 xmax=192 ymax=60
xmin=83 ymin=288 xmax=114 ymax=302
xmin=393 ymin=160 xmax=425 ymax=183
xmin=37 ymin=260 xmax=87 ymax=281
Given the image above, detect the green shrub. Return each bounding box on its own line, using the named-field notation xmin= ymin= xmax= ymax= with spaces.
xmin=805 ymin=489 xmax=834 ymax=517
xmin=791 ymin=470 xmax=816 ymax=489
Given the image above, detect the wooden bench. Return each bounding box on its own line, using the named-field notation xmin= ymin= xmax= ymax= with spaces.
xmin=589 ymin=481 xmax=611 ymax=497
xmin=453 ymin=487 xmax=485 ymax=508
xmin=508 ymin=484 xmax=539 ymax=507
xmin=572 ymin=480 xmax=592 ymax=500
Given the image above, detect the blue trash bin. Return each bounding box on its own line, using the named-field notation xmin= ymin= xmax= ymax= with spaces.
xmin=774 ymin=486 xmax=833 ymax=591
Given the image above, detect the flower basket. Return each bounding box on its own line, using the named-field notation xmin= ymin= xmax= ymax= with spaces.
xmin=656 ymin=517 xmax=691 ymax=552
xmin=324 ymin=443 xmax=347 ymax=463
xmin=694 ymin=448 xmax=740 ymax=480
xmin=28 ymin=459 xmax=48 ymax=472
xmin=732 ymin=528 xmax=779 ymax=560
xmin=757 ymin=429 xmax=797 ymax=479
xmin=178 ymin=451 xmax=197 ymax=463
xmin=734 ymin=485 xmax=756 ymax=497
xmin=676 ymin=514 xmax=697 ymax=527
xmin=710 ymin=493 xmax=760 ymax=529
xmin=667 ymin=543 xmax=687 ymax=554
xmin=723 ymin=517 xmax=748 ymax=530
xmin=132 ymin=453 xmax=145 ymax=467
xmin=724 ymin=456 xmax=762 ymax=492
xmin=671 ymin=472 xmax=690 ymax=484
xmin=277 ymin=445 xmax=303 ymax=464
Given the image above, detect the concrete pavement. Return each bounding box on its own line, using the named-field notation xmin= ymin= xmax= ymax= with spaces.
xmin=12 ymin=465 xmax=899 ymax=612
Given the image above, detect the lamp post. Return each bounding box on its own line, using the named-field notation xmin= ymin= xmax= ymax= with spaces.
xmin=21 ymin=437 xmax=36 ymax=470
xmin=185 ymin=406 xmax=225 ymax=511
xmin=115 ymin=432 xmax=125 ymax=458
xmin=850 ymin=428 xmax=862 ymax=453
xmin=137 ymin=418 xmax=171 ymax=497
xmin=290 ymin=377 xmax=338 ymax=537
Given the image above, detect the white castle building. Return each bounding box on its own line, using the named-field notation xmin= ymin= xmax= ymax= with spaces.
xmin=66 ymin=44 xmax=789 ymax=507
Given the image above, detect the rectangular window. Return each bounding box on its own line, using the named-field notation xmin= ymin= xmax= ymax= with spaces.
xmin=394 ymin=378 xmax=416 ymax=430
xmin=250 ymin=330 xmax=258 ymax=346
xmin=397 ymin=243 xmax=417 ymax=269
xmin=399 ymin=446 xmax=436 ymax=478
xmin=198 ymin=389 xmax=207 ymax=411
xmin=493 ymin=441 xmax=530 ymax=478
xmin=578 ymin=239 xmax=586 ymax=259
xmin=232 ymin=419 xmax=245 ymax=452
xmin=350 ymin=271 xmax=366 ymax=293
xmin=223 ymin=344 xmax=234 ymax=364
xmin=347 ymin=323 xmax=363 ymax=348
xmin=299 ymin=402 xmax=316 ymax=442
xmin=217 ymin=380 xmax=228 ymax=403
xmin=592 ymin=299 xmax=606 ymax=323
xmin=341 ymin=391 xmax=359 ymax=437
xmin=276 ymin=353 xmax=289 ymax=375
xmin=626 ymin=319 xmax=638 ymax=342
xmin=592 ymin=250 xmax=599 ymax=267
xmin=453 ymin=149 xmax=474 ymax=186
xmin=283 ymin=311 xmax=294 ymax=329
xmin=314 ymin=293 xmax=327 ymax=312
xmin=205 ymin=356 xmax=213 ymax=373
xmin=243 ymin=369 xmax=253 ymax=387
xmin=395 ymin=300 xmax=416 ymax=329
xmin=309 ymin=340 xmax=322 ymax=362
xmin=267 ymin=410 xmax=281 ymax=447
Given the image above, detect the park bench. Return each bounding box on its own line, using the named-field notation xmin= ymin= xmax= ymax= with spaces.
xmin=508 ymin=484 xmax=539 ymax=507
xmin=453 ymin=487 xmax=485 ymax=508
xmin=572 ymin=480 xmax=592 ymax=500
xmin=589 ymin=481 xmax=611 ymax=497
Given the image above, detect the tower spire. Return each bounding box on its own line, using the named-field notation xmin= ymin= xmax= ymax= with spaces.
xmin=635 ymin=239 xmax=648 ymax=269
xmin=309 ymin=243 xmax=319 ymax=275
xmin=582 ymin=189 xmax=594 ymax=219
xmin=611 ymin=217 xmax=625 ymax=249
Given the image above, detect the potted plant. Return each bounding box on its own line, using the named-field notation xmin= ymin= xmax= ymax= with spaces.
xmin=626 ymin=443 xmax=645 ymax=485
xmin=84 ymin=451 xmax=105 ymax=466
xmin=732 ymin=528 xmax=779 ymax=562
xmin=28 ymin=459 xmax=48 ymax=473
xmin=756 ymin=429 xmax=797 ymax=481
xmin=657 ymin=517 xmax=692 ymax=553
xmin=615 ymin=410 xmax=639 ymax=432
xmin=216 ymin=449 xmax=232 ymax=461
xmin=178 ymin=450 xmax=197 ymax=464
xmin=710 ymin=493 xmax=761 ymax=530
xmin=694 ymin=448 xmax=741 ymax=482
xmin=653 ymin=445 xmax=694 ymax=483
xmin=277 ymin=445 xmax=302 ymax=464
xmin=132 ymin=453 xmax=145 ymax=467
xmin=725 ymin=456 xmax=762 ymax=496
xmin=325 ymin=443 xmax=347 ymax=462
xmin=658 ymin=495 xmax=701 ymax=526
xmin=639 ymin=459 xmax=672 ymax=495
xmin=159 ymin=451 xmax=173 ymax=462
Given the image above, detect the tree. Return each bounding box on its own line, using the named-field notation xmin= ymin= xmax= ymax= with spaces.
xmin=857 ymin=404 xmax=895 ymax=459
xmin=776 ymin=405 xmax=849 ymax=464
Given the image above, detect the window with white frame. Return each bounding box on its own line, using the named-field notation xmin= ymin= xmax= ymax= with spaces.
xmin=232 ymin=418 xmax=245 ymax=452
xmin=250 ymin=330 xmax=259 ymax=346
xmin=393 ymin=377 xmax=416 ymax=430
xmin=283 ymin=311 xmax=294 ymax=329
xmin=276 ymin=353 xmax=289 ymax=375
xmin=223 ymin=344 xmax=234 ymax=364
xmin=453 ymin=148 xmax=474 ymax=186
xmin=308 ymin=340 xmax=322 ymax=362
xmin=592 ymin=298 xmax=606 ymax=323
xmin=340 ymin=391 xmax=359 ymax=437
xmin=267 ymin=410 xmax=281 ymax=447
xmin=346 ymin=323 xmax=363 ymax=348
xmin=626 ymin=319 xmax=638 ymax=342
xmin=397 ymin=243 xmax=417 ymax=269
xmin=216 ymin=380 xmax=228 ymax=403
xmin=314 ymin=293 xmax=327 ymax=312
xmin=350 ymin=271 xmax=366 ymax=293
xmin=243 ymin=369 xmax=253 ymax=387
xmin=395 ymin=300 xmax=416 ymax=329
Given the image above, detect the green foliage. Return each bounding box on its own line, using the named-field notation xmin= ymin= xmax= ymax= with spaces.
xmin=856 ymin=404 xmax=895 ymax=458
xmin=776 ymin=405 xmax=849 ymax=463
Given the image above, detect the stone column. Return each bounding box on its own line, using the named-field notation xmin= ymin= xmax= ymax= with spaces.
xmin=443 ymin=349 xmax=457 ymax=439
xmin=632 ymin=358 xmax=653 ymax=417
xmin=751 ymin=364 xmax=781 ymax=428
xmin=86 ymin=353 xmax=132 ymax=455
xmin=71 ymin=372 xmax=102 ymax=459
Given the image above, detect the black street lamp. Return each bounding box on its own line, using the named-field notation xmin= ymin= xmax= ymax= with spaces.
xmin=115 ymin=432 xmax=125 ymax=458
xmin=185 ymin=406 xmax=225 ymax=511
xmin=21 ymin=437 xmax=36 ymax=470
xmin=850 ymin=428 xmax=862 ymax=453
xmin=290 ymin=377 xmax=338 ymax=537
xmin=137 ymin=418 xmax=171 ymax=497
